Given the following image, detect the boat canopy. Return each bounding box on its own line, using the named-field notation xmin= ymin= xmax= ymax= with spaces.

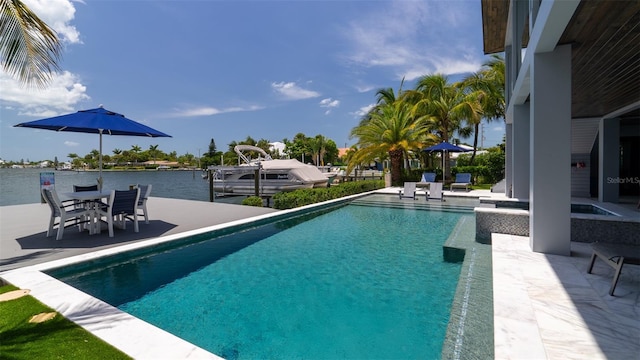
xmin=259 ymin=159 xmax=328 ymax=183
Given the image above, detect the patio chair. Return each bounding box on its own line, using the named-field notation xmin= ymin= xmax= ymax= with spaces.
xmin=587 ymin=242 xmax=640 ymax=296
xmin=72 ymin=184 xmax=99 ymax=208
xmin=420 ymin=172 xmax=436 ymax=183
xmin=398 ymin=182 xmax=417 ymax=200
xmin=73 ymin=184 xmax=98 ymax=192
xmin=135 ymin=184 xmax=152 ymax=224
xmin=97 ymin=188 xmax=140 ymax=237
xmin=417 ymin=172 xmax=436 ymax=189
xmin=426 ymin=182 xmax=444 ymax=201
xmin=450 ymin=173 xmax=472 ymax=191
xmin=41 ymin=188 xmax=92 ymax=240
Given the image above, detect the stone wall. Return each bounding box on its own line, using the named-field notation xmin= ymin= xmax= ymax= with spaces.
xmin=475 ymin=208 xmax=529 ymax=244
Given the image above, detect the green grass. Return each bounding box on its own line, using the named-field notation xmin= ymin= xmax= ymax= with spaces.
xmin=0 ymin=284 xmax=131 ymax=359
xmin=471 ymin=183 xmax=492 ymax=190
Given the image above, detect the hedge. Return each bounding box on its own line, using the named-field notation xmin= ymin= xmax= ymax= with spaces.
xmin=272 ymin=180 xmax=385 ymax=210
xmin=241 ymin=196 xmax=264 ymax=207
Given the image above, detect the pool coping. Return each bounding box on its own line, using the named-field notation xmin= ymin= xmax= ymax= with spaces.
xmin=0 ymin=192 xmax=370 ymax=359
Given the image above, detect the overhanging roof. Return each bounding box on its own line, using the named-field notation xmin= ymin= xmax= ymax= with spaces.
xmin=481 ymin=0 xmax=640 ymax=119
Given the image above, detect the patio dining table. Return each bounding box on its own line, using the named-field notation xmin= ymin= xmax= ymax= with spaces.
xmin=62 ymin=190 xmax=111 ymax=235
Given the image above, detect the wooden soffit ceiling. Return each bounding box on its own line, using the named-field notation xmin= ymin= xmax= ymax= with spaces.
xmin=481 ymin=0 xmax=640 ymax=119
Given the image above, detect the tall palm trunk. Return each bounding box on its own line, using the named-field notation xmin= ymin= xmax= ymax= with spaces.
xmin=470 ymin=122 xmax=480 ymax=165
xmin=389 ymin=149 xmax=403 ymax=186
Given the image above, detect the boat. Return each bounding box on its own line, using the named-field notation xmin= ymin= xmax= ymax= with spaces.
xmin=207 ymin=145 xmax=331 ymax=196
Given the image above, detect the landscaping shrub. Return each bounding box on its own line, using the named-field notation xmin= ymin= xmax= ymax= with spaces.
xmin=403 ymin=168 xmax=441 ymax=182
xmin=242 ymin=196 xmax=263 ymax=207
xmin=452 ymin=165 xmax=488 ymax=184
xmin=272 ymin=180 xmax=384 ymax=209
xmin=455 ymin=150 xmax=505 ymax=184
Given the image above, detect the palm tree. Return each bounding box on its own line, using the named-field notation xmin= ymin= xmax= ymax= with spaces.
xmin=310 ymin=135 xmax=329 ymax=166
xmin=483 ymin=54 xmax=506 ymax=118
xmin=1 ymin=0 xmax=62 ymax=87
xmin=349 ymin=91 xmax=427 ymax=185
xmin=405 ymin=74 xmax=480 ymax=181
xmin=461 ymin=55 xmax=505 ymax=164
xmin=68 ymin=152 xmax=79 ymax=169
xmin=112 ymin=148 xmax=122 ymax=165
xmin=149 ymin=144 xmax=159 ymax=164
xmin=130 ymin=145 xmax=141 ymax=165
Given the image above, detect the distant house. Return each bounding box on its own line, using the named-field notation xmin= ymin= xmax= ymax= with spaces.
xmin=450 ymin=145 xmax=488 ymax=161
xmin=269 ymin=142 xmax=287 ymax=158
xmin=143 ymin=160 xmax=180 ymax=168
xmin=337 ymin=148 xmax=350 ymax=158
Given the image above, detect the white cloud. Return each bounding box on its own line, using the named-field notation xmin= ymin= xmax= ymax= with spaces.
xmin=319 ymin=98 xmax=340 ymax=115
xmin=23 ymin=0 xmax=81 ymax=44
xmin=64 ymin=140 xmax=79 ymax=147
xmin=319 ymin=98 xmax=340 ymax=108
xmin=0 ymin=71 xmax=90 ymax=115
xmin=177 ymin=107 xmax=222 ymax=117
xmin=352 ymin=103 xmax=376 ymax=118
xmin=355 ymin=84 xmax=377 ymax=93
xmin=341 ymin=1 xmax=483 ymax=80
xmin=171 ymin=105 xmax=263 ymax=117
xmin=271 ymin=81 xmax=320 ymax=100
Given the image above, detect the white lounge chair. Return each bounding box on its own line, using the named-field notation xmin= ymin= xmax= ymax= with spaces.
xmin=399 ymin=182 xmax=417 ymax=200
xmin=450 ymin=173 xmax=472 ymax=191
xmin=426 ymin=182 xmax=443 ymax=201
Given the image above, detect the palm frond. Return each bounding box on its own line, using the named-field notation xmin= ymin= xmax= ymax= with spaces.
xmin=1 ymin=0 xmax=62 ymax=87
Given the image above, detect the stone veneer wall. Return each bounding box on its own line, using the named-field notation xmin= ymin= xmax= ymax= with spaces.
xmin=475 ymin=208 xmax=640 ymax=246
xmin=571 ymin=217 xmax=640 ymax=245
xmin=475 ymin=208 xmax=529 ymax=244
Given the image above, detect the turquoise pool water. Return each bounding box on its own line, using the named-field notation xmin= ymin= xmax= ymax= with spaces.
xmin=49 ymin=203 xmax=464 ymax=359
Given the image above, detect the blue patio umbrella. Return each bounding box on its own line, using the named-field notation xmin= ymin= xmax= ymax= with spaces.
xmin=14 ymin=106 xmax=171 ymax=189
xmin=422 ymin=141 xmax=468 ymax=181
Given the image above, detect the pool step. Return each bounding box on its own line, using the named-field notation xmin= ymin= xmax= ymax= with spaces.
xmin=351 ymin=198 xmax=475 ymax=213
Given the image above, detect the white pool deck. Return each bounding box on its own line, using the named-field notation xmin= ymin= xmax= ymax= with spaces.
xmin=1 ymin=190 xmax=639 ymax=359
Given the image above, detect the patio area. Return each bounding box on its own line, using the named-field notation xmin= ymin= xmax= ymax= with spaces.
xmin=1 ymin=191 xmax=639 ymax=358
xmin=493 ymin=234 xmax=640 ymax=359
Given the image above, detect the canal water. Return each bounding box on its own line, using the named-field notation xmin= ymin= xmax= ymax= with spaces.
xmin=0 ymin=168 xmax=227 ymax=206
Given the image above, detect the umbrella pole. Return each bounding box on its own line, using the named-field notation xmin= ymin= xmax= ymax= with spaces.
xmin=98 ymin=130 xmax=103 ymax=191
xmin=443 ymin=150 xmax=450 ymax=183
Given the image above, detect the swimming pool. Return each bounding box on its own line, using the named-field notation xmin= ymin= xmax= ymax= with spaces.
xmin=48 ymin=200 xmax=468 ymax=359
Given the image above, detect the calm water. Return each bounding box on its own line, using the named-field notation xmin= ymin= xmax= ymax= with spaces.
xmin=49 ymin=204 xmax=463 ymax=359
xmin=0 ymin=168 xmax=213 ymax=206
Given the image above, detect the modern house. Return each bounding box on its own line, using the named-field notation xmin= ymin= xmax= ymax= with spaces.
xmin=481 ymin=0 xmax=639 ymax=254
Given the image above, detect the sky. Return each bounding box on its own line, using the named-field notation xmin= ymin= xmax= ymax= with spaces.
xmin=0 ymin=0 xmax=506 ymax=163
